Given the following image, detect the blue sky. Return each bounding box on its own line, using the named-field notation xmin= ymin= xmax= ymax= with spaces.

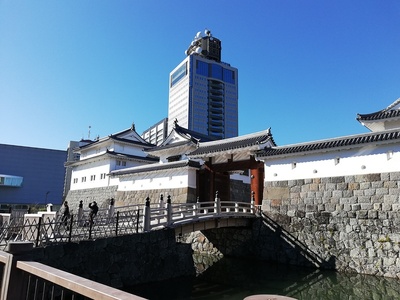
xmin=1 ymin=1 xmax=399 ymax=150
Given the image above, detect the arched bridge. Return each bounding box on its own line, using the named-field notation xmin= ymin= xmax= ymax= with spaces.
xmin=0 ymin=195 xmax=257 ymax=249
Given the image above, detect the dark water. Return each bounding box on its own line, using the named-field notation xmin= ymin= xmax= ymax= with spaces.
xmin=126 ymin=256 xmax=400 ymax=300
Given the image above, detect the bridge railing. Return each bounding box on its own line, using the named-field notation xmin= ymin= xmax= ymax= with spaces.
xmin=0 ymin=193 xmax=256 ymax=249
xmin=143 ymin=194 xmax=256 ymax=231
xmin=0 ymin=247 xmax=146 ymax=300
xmin=0 ymin=206 xmax=145 ymax=250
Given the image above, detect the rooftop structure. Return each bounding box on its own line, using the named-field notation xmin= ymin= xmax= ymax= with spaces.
xmin=168 ymin=29 xmax=238 ymax=140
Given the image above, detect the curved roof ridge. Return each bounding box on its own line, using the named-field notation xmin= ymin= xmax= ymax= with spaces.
xmin=198 ymin=128 xmax=272 ymax=147
xmin=385 ymin=98 xmax=400 ymax=111
xmin=357 ymin=98 xmax=400 ymax=121
xmin=257 ymin=128 xmax=400 ymax=158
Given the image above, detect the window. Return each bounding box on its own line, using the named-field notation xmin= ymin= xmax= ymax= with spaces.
xmin=196 ymin=60 xmax=208 ymax=76
xmin=117 ymin=160 xmax=126 ymax=167
xmin=211 ymin=63 xmax=222 ymax=80
xmin=90 ymin=175 xmax=96 ymax=181
xmin=100 ymin=173 xmax=106 ymax=179
xmin=81 ymin=177 xmax=86 ymax=183
xmin=171 ymin=62 xmax=187 ymax=87
xmin=73 ymin=178 xmax=78 ymax=184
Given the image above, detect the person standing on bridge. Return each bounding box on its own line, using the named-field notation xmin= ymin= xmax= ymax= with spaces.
xmin=89 ymin=201 xmax=98 ymax=225
xmin=62 ymin=201 xmax=70 ymax=227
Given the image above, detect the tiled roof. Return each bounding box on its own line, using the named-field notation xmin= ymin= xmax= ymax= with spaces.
xmin=109 ymin=159 xmax=201 ymax=176
xmin=146 ymin=124 xmax=216 ymax=153
xmin=110 ymin=136 xmax=154 ymax=147
xmin=65 ymin=150 xmax=157 ymax=166
xmin=256 ymin=129 xmax=400 ymax=158
xmin=105 ymin=150 xmax=158 ymax=162
xmin=146 ymin=140 xmax=192 ymax=152
xmin=189 ymin=129 xmax=275 ymax=156
xmin=357 ymin=98 xmax=400 ymax=121
xmin=174 ymin=124 xmax=218 ymax=143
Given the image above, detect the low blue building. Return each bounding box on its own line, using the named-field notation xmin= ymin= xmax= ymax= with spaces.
xmin=0 ymin=144 xmax=67 ymax=210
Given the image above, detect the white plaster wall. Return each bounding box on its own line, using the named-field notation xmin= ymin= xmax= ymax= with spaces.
xmin=113 ymin=143 xmax=149 ymax=157
xmin=70 ymin=159 xmax=111 ymax=190
xmin=80 ymin=141 xmax=148 ymax=161
xmin=80 ymin=145 xmax=107 ymax=160
xmin=116 ymin=168 xmax=197 ymax=192
xmin=264 ymin=144 xmax=400 ymax=181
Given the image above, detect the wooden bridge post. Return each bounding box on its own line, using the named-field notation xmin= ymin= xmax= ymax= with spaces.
xmin=78 ymin=200 xmax=83 ymax=226
xmin=251 ymin=191 xmax=255 ymax=214
xmin=108 ymin=198 xmax=115 ymax=222
xmin=193 ymin=197 xmax=199 ymax=217
xmin=159 ymin=194 xmax=164 ymax=211
xmin=166 ymin=195 xmax=172 ymax=226
xmin=214 ymin=191 xmax=221 ymax=215
xmin=143 ymin=197 xmax=151 ymax=232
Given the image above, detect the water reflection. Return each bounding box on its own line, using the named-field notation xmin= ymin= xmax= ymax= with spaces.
xmin=126 ymin=255 xmax=400 ymax=300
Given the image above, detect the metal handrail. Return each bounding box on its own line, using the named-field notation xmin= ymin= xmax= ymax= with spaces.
xmin=0 ymin=197 xmax=256 ymax=249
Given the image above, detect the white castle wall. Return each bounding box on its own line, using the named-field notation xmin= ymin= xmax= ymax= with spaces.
xmin=264 ymin=143 xmax=400 ymax=182
xmin=117 ymin=168 xmax=197 ymax=192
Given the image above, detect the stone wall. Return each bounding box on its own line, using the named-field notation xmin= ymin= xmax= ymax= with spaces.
xmin=116 ymin=187 xmax=197 ymax=206
xmin=64 ymin=186 xmax=118 ymax=211
xmin=29 ymin=229 xmax=195 ymax=288
xmin=64 ymin=186 xmax=197 ymax=211
xmin=261 ymin=172 xmax=400 ymax=278
xmin=230 ymin=179 xmax=251 ymax=202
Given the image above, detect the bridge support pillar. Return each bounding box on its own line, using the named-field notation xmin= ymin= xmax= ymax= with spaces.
xmin=214 ymin=191 xmax=221 ymax=215
xmin=143 ymin=197 xmax=151 ymax=232
xmin=166 ymin=195 xmax=172 ymax=226
xmin=2 ymin=241 xmax=33 ymax=300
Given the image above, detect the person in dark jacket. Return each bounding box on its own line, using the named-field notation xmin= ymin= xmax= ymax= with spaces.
xmin=62 ymin=201 xmax=70 ymax=226
xmin=88 ymin=201 xmax=98 ymax=225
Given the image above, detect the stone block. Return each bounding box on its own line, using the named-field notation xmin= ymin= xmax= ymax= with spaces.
xmin=348 ymin=182 xmax=360 ymax=190
xmin=376 ymin=188 xmax=389 ymax=196
xmin=373 ymin=203 xmax=381 ymax=210
xmin=265 ymin=187 xmax=289 ymax=201
xmin=384 ymin=195 xmax=397 ymax=205
xmin=357 ymin=210 xmax=368 ymax=219
xmin=325 ymin=183 xmax=337 ymax=191
xmin=360 ymin=182 xmax=371 ymax=189
xmin=330 ymin=176 xmax=345 ymax=183
xmin=345 ymin=175 xmax=356 ymax=183
xmin=384 ymin=181 xmax=398 ymax=188
xmin=389 ymin=172 xmax=400 ymax=181
xmin=368 ymin=210 xmax=378 ymax=219
xmin=360 ymin=203 xmax=373 ymax=210
xmin=392 ymin=204 xmax=400 ymax=211
xmin=333 ymin=190 xmax=343 ymax=198
xmin=364 ymin=189 xmax=376 ymax=197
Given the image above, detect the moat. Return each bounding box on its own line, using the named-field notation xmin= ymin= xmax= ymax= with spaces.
xmin=126 ymin=255 xmax=400 ymax=300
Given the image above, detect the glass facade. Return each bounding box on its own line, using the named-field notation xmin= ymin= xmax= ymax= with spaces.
xmin=170 ymin=62 xmax=187 ymax=87
xmin=169 ymin=55 xmax=238 ymax=139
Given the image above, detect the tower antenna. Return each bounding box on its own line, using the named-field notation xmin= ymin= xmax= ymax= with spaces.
xmin=88 ymin=126 xmax=91 ymax=139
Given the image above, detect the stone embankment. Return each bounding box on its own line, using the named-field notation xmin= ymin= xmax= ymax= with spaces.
xmin=30 ymin=229 xmax=194 ymax=288
xmin=180 ymin=172 xmax=400 ymax=279
xmin=262 ymin=172 xmax=400 ymax=278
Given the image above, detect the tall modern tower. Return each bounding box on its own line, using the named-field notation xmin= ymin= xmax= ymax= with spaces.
xmin=168 ymin=29 xmax=238 ymax=139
